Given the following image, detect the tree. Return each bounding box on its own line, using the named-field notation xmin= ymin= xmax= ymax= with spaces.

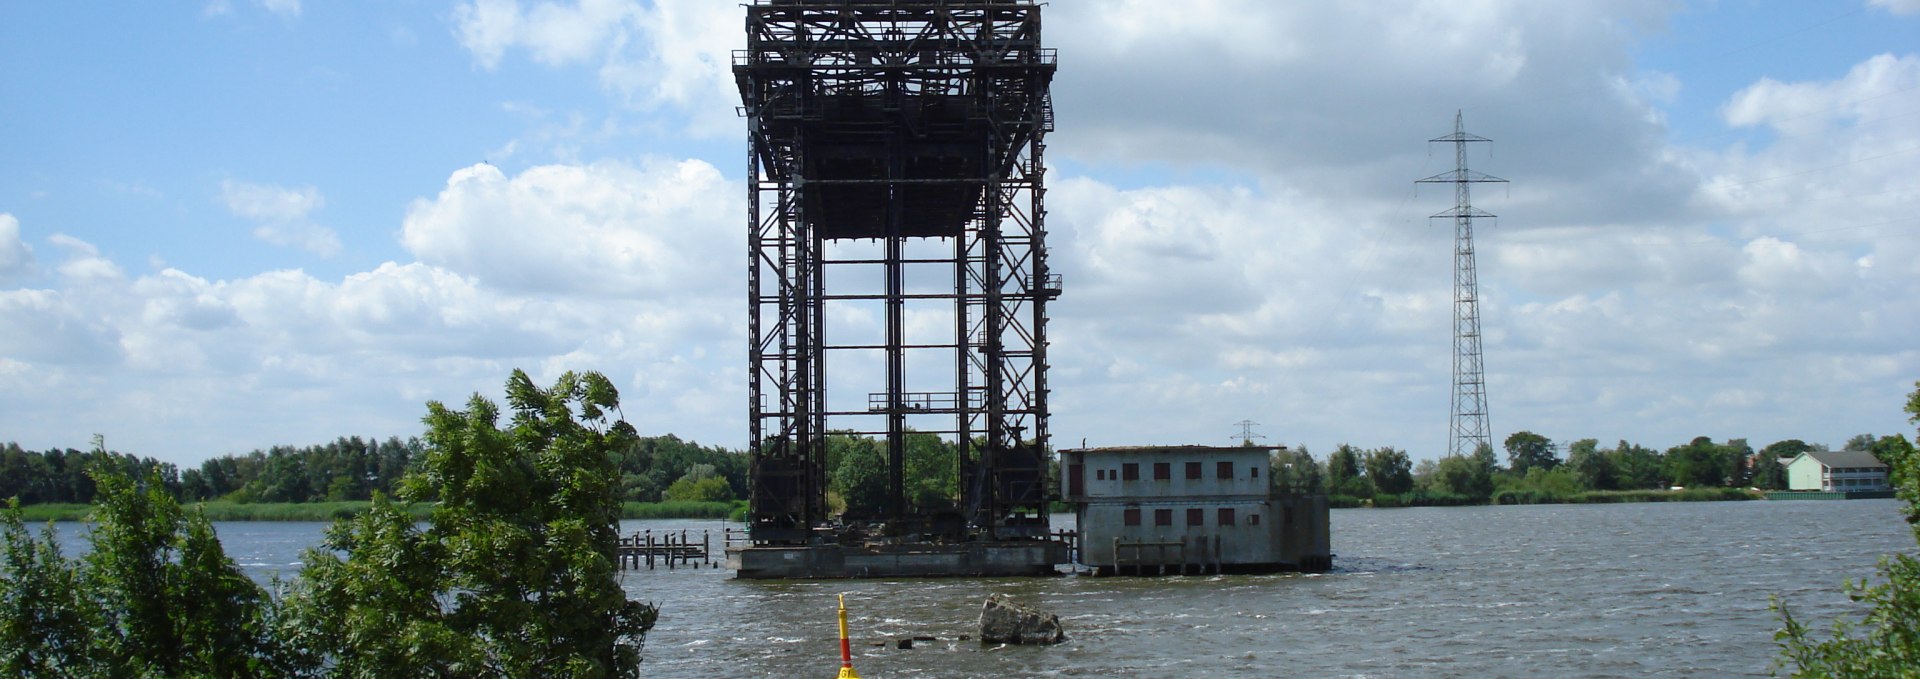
xmin=1666 ymin=436 xmax=1731 ymax=488
xmin=1272 ymin=447 xmax=1324 ymax=495
xmin=1750 ymin=451 xmax=1787 ymax=490
xmin=1432 ymin=443 xmax=1497 ymax=501
xmin=1725 ymin=438 xmax=1754 ymax=488
xmin=1363 ymin=447 xmax=1415 ymax=495
xmin=1 ymin=501 xmax=91 ymax=675
xmin=1775 ymin=380 xmax=1920 ymax=674
xmin=1608 ymin=441 xmax=1667 ymax=490
xmin=1326 ymin=444 xmax=1370 ymax=497
xmin=1503 ymin=431 xmax=1559 ymax=475
xmin=1761 ymin=439 xmax=1813 ymax=464
xmin=829 ymin=434 xmax=887 ymax=518
xmin=902 ymin=431 xmax=958 ymax=511
xmin=1 ymin=467 xmax=283 ymax=677
xmin=1565 ymin=438 xmax=1615 ymax=491
xmin=1470 ymin=442 xmax=1499 ymax=496
xmin=280 ymin=370 xmax=658 ymax=677
xmin=1870 ymin=434 xmax=1915 ymax=469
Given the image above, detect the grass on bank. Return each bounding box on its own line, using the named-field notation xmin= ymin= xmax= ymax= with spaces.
xmin=1327 ymin=486 xmax=1761 ymax=508
xmin=17 ymin=500 xmax=749 ymax=522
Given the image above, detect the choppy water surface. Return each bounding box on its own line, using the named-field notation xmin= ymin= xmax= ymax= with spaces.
xmin=624 ymin=501 xmax=1910 ymax=678
xmin=44 ymin=499 xmax=1914 ymax=676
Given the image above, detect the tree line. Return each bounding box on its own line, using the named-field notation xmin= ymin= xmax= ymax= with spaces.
xmin=2 ymin=432 xmax=753 ymax=508
xmin=1266 ymin=431 xmax=1916 ymax=506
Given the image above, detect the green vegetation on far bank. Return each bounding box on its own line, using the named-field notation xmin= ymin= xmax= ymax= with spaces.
xmin=15 ymin=500 xmax=747 ymax=523
xmin=1325 ymin=487 xmax=1757 ymax=509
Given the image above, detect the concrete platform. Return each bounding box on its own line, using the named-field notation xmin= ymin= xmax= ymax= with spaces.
xmin=727 ymin=541 xmax=1067 ymax=579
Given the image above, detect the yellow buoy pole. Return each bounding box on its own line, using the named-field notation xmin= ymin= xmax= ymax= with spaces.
xmin=836 ymin=593 xmax=861 ymax=679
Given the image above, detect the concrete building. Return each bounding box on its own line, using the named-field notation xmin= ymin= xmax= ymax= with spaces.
xmin=1060 ymin=446 xmax=1331 ymax=575
xmin=1786 ymin=450 xmax=1890 ymax=492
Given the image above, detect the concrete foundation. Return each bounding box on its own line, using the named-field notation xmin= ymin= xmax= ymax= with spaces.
xmin=728 ymin=541 xmax=1067 ymax=579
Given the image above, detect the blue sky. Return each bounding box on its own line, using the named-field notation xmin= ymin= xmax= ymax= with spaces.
xmin=3 ymin=0 xmax=1918 ymax=466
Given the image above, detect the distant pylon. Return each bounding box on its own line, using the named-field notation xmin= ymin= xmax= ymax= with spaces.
xmin=1232 ymin=420 xmax=1266 ymax=446
xmin=1416 ymin=111 xmax=1505 ymax=459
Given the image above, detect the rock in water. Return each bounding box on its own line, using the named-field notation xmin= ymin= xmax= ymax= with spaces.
xmin=978 ymin=593 xmax=1066 ymax=645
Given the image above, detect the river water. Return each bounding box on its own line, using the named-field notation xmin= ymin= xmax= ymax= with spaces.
xmin=44 ymin=499 xmax=1914 ymax=677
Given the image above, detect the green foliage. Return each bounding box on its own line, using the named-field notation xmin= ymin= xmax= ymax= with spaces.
xmin=1503 ymin=431 xmax=1559 ymax=475
xmin=1775 ymin=379 xmax=1920 ymax=676
xmin=1870 ymin=434 xmax=1914 ymax=469
xmin=0 ymin=500 xmax=90 ymax=675
xmin=902 ymin=431 xmax=959 ymax=511
xmin=1762 ymin=439 xmax=1814 ymax=464
xmin=820 ymin=430 xmax=960 ymax=518
xmin=1327 ymin=444 xmax=1363 ymax=495
xmin=1566 ymin=438 xmax=1616 ymax=490
xmin=1665 ymin=436 xmax=1740 ymax=488
xmin=1607 ymin=440 xmax=1668 ymax=490
xmin=663 ymin=476 xmax=735 ymax=503
xmin=1363 ymin=447 xmax=1415 ymax=495
xmin=1751 ymin=450 xmax=1788 ymax=490
xmin=1271 ymin=446 xmax=1324 ymax=494
xmin=830 ymin=434 xmax=887 ymax=518
xmin=0 ymin=467 xmax=284 ymax=677
xmin=619 ymin=501 xmax=738 ymax=520
xmin=1430 ymin=445 xmax=1497 ymax=501
xmin=280 ymin=369 xmax=658 ymax=677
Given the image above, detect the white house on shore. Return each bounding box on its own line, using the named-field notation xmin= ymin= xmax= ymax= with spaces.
xmin=1785 ymin=450 xmax=1890 ymax=492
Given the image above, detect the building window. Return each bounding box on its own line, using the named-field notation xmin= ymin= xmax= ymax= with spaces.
xmin=1251 ymin=465 xmax=1259 ymax=478
xmin=1122 ymin=463 xmax=1140 ymax=481
xmin=1096 ymin=469 xmax=1105 ymax=480
xmin=1154 ymin=462 xmax=1171 ymax=480
xmin=1185 ymin=462 xmax=1202 ymax=480
xmin=1218 ymin=508 xmax=1236 ymax=526
xmin=1154 ymin=509 xmax=1173 ymax=526
xmin=1249 ymin=513 xmax=1261 ymax=526
xmin=1186 ymin=507 xmax=1204 ymax=526
xmin=1124 ymin=508 xmax=1141 ymax=526
xmin=1217 ymin=461 xmax=1233 ymax=479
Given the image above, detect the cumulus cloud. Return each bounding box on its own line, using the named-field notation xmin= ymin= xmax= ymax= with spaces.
xmin=0 ymin=221 xmax=742 ymax=464
xmin=1869 ymin=0 xmax=1920 ymax=15
xmin=258 ymin=0 xmax=301 ymax=19
xmin=219 ymin=179 xmax=341 ymax=256
xmin=0 ymin=214 xmax=33 ymax=279
xmin=204 ymin=0 xmax=301 ymax=20
xmin=452 ymin=0 xmax=739 ymax=134
xmin=399 ymin=158 xmax=739 ymax=296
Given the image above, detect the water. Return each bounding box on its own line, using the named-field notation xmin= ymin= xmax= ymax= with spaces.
xmin=41 ymin=500 xmax=1913 ymax=677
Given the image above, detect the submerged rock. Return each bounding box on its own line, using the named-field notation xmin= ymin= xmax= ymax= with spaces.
xmin=978 ymin=593 xmax=1066 ymax=645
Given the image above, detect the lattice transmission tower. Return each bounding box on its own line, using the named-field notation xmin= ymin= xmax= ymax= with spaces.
xmin=1417 ymin=111 xmax=1505 ymax=459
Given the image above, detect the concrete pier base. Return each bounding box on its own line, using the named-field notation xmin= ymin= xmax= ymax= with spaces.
xmin=728 ymin=541 xmax=1067 ymax=579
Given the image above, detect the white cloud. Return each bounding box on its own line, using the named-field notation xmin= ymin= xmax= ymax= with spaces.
xmin=258 ymin=0 xmax=301 ymax=19
xmin=399 ymin=159 xmax=739 ymax=297
xmin=0 ymin=214 xmax=33 ymax=279
xmin=451 ymin=0 xmax=753 ymax=136
xmin=1869 ymin=0 xmax=1920 ymax=15
xmin=219 ymin=180 xmax=322 ymax=222
xmin=218 ymin=180 xmax=340 ymax=256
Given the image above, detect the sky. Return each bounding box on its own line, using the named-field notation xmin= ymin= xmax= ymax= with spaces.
xmin=3 ymin=0 xmax=1919 ymax=467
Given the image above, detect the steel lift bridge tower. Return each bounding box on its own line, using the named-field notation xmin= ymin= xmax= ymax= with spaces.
xmin=1417 ymin=112 xmax=1504 ymax=460
xmin=734 ymin=0 xmax=1059 ymax=564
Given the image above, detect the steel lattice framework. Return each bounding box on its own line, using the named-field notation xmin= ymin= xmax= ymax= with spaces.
xmin=1417 ymin=112 xmax=1505 ymax=460
xmin=736 ymin=0 xmax=1058 ymax=544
